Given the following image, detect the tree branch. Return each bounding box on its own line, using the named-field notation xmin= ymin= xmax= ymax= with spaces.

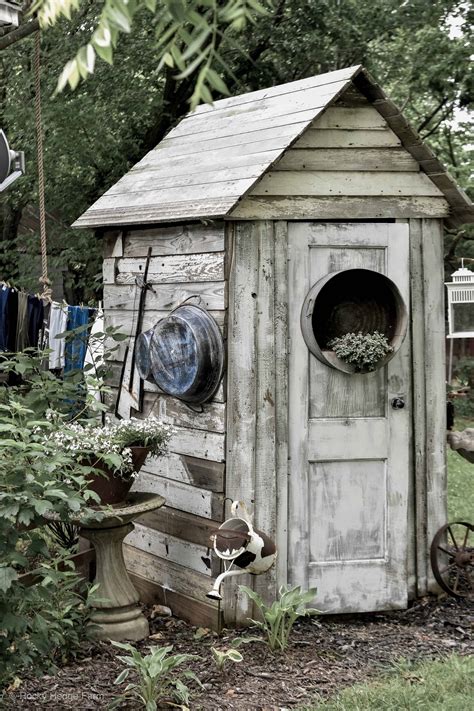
xmin=416 ymin=96 xmax=449 ymax=133
xmin=0 ymin=19 xmax=39 ymax=51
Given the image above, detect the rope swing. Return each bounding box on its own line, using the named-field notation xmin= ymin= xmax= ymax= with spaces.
xmin=34 ymin=30 xmax=52 ymax=302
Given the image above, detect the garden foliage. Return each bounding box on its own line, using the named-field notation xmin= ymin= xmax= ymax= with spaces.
xmin=328 ymin=331 xmax=393 ymax=372
xmin=238 ymin=584 xmax=320 ymax=652
xmin=0 ymin=327 xmax=123 ymax=686
xmin=111 ymin=641 xmax=202 ymax=710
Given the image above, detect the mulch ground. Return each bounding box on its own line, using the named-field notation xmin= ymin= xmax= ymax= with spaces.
xmin=3 ymin=595 xmax=472 ymax=710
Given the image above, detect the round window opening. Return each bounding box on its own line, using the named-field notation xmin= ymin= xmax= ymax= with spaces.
xmin=301 ymin=268 xmax=408 ymax=374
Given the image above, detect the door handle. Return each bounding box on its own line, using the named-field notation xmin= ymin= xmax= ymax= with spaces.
xmin=391 ymin=397 xmax=405 ymax=410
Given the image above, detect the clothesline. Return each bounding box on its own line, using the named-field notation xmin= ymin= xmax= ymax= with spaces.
xmin=0 ymin=282 xmax=99 ymax=375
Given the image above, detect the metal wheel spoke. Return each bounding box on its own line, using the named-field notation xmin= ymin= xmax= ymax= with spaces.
xmin=452 ymin=569 xmax=461 ymax=592
xmin=437 ymin=545 xmax=455 ymax=556
xmin=462 ymin=526 xmax=470 ymax=549
xmin=447 ymin=526 xmax=459 ymax=550
xmin=439 ymin=562 xmax=457 ymax=575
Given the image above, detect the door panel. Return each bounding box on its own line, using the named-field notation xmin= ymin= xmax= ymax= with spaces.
xmin=288 ymin=222 xmax=410 ymax=613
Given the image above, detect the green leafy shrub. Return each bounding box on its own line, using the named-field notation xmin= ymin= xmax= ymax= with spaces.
xmin=111 ymin=642 xmax=201 ymax=710
xmin=0 ymin=327 xmax=124 ymax=686
xmin=238 ymin=585 xmax=320 ymax=652
xmin=328 ymin=331 xmax=393 ymax=372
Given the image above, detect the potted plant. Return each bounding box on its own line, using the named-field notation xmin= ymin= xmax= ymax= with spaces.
xmin=327 ymin=330 xmax=393 ymax=373
xmin=47 ymin=417 xmax=173 ymax=505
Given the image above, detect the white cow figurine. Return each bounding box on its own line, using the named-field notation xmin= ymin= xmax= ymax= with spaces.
xmin=207 ymin=500 xmax=277 ymax=601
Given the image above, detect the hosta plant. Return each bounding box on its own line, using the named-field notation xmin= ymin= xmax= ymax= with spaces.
xmin=211 ymin=646 xmax=243 ymax=672
xmin=238 ymin=585 xmax=320 ymax=653
xmin=110 ymin=642 xmax=202 ymax=710
xmin=327 ymin=330 xmax=393 ymax=372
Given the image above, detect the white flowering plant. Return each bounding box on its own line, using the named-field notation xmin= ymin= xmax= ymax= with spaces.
xmin=327 ymin=330 xmax=393 ymax=372
xmin=45 ymin=417 xmax=174 ymax=480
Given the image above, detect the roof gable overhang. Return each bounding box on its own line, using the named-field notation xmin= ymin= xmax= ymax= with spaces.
xmin=73 ymin=66 xmax=473 ymax=230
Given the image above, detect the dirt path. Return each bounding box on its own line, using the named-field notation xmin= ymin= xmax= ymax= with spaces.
xmin=3 ymin=596 xmax=472 ymax=710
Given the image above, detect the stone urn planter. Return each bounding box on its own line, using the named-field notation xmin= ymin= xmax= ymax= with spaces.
xmin=84 ymin=446 xmax=151 ymax=505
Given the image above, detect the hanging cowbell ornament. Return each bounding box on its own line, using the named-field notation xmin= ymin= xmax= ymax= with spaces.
xmin=207 ymin=501 xmax=277 ymax=601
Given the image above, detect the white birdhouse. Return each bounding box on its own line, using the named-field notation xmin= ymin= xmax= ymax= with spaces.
xmin=0 ymin=1 xmax=20 ymax=27
xmin=445 ymin=261 xmax=474 ymax=339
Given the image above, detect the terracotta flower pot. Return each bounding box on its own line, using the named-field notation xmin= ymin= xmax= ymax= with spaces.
xmin=84 ymin=446 xmax=150 ymax=506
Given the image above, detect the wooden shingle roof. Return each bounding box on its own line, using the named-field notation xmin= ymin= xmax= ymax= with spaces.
xmin=74 ymin=66 xmax=474 ymax=229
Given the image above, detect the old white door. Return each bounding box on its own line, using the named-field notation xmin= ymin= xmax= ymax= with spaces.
xmin=288 ymin=222 xmax=410 ymax=612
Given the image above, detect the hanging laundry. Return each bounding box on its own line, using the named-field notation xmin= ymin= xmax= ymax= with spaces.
xmin=27 ymin=295 xmax=45 ymax=349
xmin=15 ymin=291 xmax=29 ymax=352
xmin=0 ymin=286 xmax=10 ymax=351
xmin=48 ymin=301 xmax=68 ymax=369
xmin=0 ymin=286 xmax=18 ymax=352
xmin=64 ymin=305 xmax=93 ymax=373
xmin=84 ymin=305 xmax=104 ymax=404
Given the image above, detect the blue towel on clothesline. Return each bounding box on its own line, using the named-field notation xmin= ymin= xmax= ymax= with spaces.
xmin=64 ymin=305 xmax=92 ymax=373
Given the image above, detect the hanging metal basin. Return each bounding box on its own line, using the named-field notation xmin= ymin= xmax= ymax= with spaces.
xmin=136 ymin=328 xmax=155 ymax=382
xmin=149 ymin=304 xmax=224 ymax=404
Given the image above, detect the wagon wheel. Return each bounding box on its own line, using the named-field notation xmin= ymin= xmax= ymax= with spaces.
xmin=430 ymin=521 xmax=474 ymax=598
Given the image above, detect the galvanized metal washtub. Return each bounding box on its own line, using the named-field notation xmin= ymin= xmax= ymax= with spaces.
xmin=301 ymin=268 xmax=408 ymax=374
xmin=136 ymin=303 xmax=224 ymax=405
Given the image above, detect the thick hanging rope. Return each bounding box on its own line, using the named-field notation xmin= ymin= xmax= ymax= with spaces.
xmin=34 ymin=30 xmax=51 ymax=300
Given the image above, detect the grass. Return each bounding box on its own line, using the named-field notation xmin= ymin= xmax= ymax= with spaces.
xmin=447 ymin=416 xmax=474 ymax=521
xmin=307 ymin=655 xmax=474 ymax=710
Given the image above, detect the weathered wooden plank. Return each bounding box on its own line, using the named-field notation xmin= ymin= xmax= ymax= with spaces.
xmin=275 ymin=148 xmax=419 ymax=172
xmin=315 ymin=106 xmax=387 ymax=130
xmin=132 ymin=471 xmax=225 ymax=519
xmin=168 ymin=83 xmax=348 ymax=140
xmin=123 ymin=223 xmax=224 ymax=257
xmin=273 ymin=221 xmax=289 ymax=590
xmin=143 ymin=452 xmax=224 ymax=492
xmin=130 ymin=573 xmax=222 ymax=630
xmin=123 ymin=544 xmax=215 ymax=600
xmin=115 ymin=253 xmax=225 ymax=284
xmin=137 ymin=123 xmax=307 ymax=163
xmin=409 ymin=218 xmax=427 ymax=596
xmin=157 ymin=109 xmax=322 ymax=153
xmin=74 ymin=197 xmax=235 ymax=228
xmin=192 ymin=66 xmax=356 ymax=116
xmin=137 ymin=507 xmax=221 ymax=547
xmin=252 ymin=170 xmax=442 ymax=197
xmin=125 ymin=523 xmax=215 ymax=576
xmin=104 ymin=281 xmax=226 ymax=311
xmin=108 ymin=164 xmax=267 ymax=197
xmin=128 ymin=150 xmax=282 ymax=182
xmin=293 ymin=128 xmax=401 ymax=149
xmin=224 ymin=221 xmax=259 ymax=624
xmin=103 ymin=231 xmax=123 ymax=258
xmin=169 ymin=426 xmax=225 ymax=462
xmin=253 ymin=221 xmax=277 ymax=605
xmin=422 ymin=219 xmax=447 ymax=593
xmin=140 ymin=393 xmax=226 ymax=434
xmin=102 ymin=258 xmax=116 ymax=284
xmin=230 ymin=196 xmax=450 ymax=220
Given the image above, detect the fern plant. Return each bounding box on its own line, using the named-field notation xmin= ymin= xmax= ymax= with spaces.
xmin=238 ymin=585 xmax=319 ymax=652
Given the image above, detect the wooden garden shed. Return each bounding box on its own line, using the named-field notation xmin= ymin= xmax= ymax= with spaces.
xmin=75 ymin=65 xmax=474 ymax=628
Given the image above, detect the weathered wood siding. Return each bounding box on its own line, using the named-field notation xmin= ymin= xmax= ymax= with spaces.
xmin=231 ymin=89 xmax=449 ymax=220
xmin=103 ymin=222 xmax=227 ymax=628
xmin=224 ymin=221 xmax=288 ymax=626
xmin=409 ymin=218 xmax=447 ymax=596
